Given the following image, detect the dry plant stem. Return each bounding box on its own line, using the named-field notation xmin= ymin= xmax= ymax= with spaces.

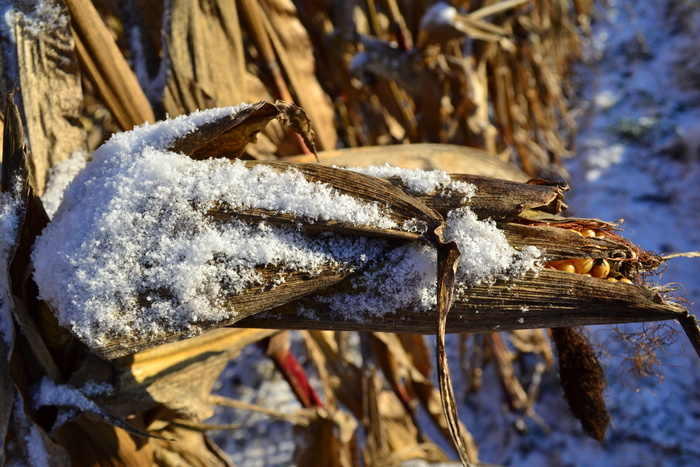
xmin=66 ymin=0 xmax=155 ymax=129
xmin=238 ymin=0 xmax=312 ymax=155
xmin=489 ymin=333 xmax=528 ymax=410
xmin=260 ymin=332 xmax=324 ymax=408
xmin=209 ymin=395 xmax=311 ymax=426
xmin=9 ymin=1 xmax=86 ymax=195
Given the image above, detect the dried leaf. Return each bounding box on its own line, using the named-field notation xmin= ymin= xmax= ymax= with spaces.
xmin=239 ymin=267 xmax=687 ymax=334
xmin=256 ymin=0 xmax=337 ymax=151
xmin=87 ymin=328 xmax=277 ymax=419
xmin=293 ymin=408 xmax=359 ymax=467
xmin=288 ymin=143 xmax=530 ymax=182
xmin=2 ymin=90 xmax=28 ymax=196
xmin=167 ymin=101 xmax=280 ymax=160
xmin=1 ymin=2 xmax=86 ymax=195
xmin=274 ymin=99 xmax=319 ymax=158
xmin=54 ymin=416 xmax=153 ymax=467
xmin=163 ymin=0 xmax=247 ymax=114
xmin=33 ymin=378 xmax=162 ymax=441
xmin=67 ymin=0 xmax=155 ymax=129
xmin=435 ymin=239 xmax=472 ymax=466
xmin=167 ymin=100 xmax=318 ymax=161
xmin=2 ymin=90 xmax=62 ymax=382
xmin=148 ymin=420 xmax=234 ymax=467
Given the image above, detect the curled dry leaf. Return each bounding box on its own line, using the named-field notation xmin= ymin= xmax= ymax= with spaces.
xmin=168 ymin=100 xmax=318 ymax=160
xmin=1 ymin=90 xmax=72 ymax=465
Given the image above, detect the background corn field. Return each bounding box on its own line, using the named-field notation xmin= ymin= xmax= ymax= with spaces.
xmin=2 ymin=0 xmax=700 ymax=466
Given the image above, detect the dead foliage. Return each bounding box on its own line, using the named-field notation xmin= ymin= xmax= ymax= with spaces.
xmin=0 ymin=2 xmax=698 ymax=467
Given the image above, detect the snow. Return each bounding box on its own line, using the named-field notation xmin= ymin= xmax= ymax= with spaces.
xmin=32 ymin=106 xmax=540 ymax=351
xmin=0 ymin=177 xmax=23 ymax=348
xmin=33 ymin=378 xmax=113 ymax=429
xmin=41 ymin=150 xmax=89 ymax=218
xmin=348 ymin=163 xmax=475 ymax=199
xmin=210 ymin=344 xmax=302 ymax=467
xmin=2 ymin=0 xmax=67 ymax=39
xmin=419 ymin=2 xmax=457 ymax=32
xmin=457 ymin=1 xmax=700 ymax=465
xmin=14 ymin=397 xmax=50 ymax=467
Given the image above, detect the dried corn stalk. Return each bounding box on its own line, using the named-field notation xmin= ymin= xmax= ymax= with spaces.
xmin=38 ymin=0 xmax=592 ymax=175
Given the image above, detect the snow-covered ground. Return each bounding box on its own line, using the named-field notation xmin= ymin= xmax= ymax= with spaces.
xmin=463 ymin=1 xmax=700 ymax=465
xmin=210 ymin=2 xmax=700 ymax=466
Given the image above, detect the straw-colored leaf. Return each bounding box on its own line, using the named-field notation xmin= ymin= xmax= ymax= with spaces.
xmin=293 ymin=408 xmax=358 ymax=467
xmin=3 ymin=2 xmax=86 ymax=195
xmin=69 ymin=328 xmax=279 ymax=420
xmin=164 ymin=0 xmax=247 ymax=114
xmin=288 ymin=143 xmax=530 ymax=182
xmin=255 ymin=0 xmax=337 ymax=152
xmin=66 ymin=0 xmax=155 ymax=130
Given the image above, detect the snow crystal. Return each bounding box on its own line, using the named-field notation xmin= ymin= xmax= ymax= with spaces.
xmin=42 ymin=150 xmax=89 ymax=218
xmin=348 ymin=163 xmax=475 ymax=199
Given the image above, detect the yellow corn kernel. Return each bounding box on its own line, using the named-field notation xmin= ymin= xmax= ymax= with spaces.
xmin=581 ymin=228 xmax=596 ymax=237
xmin=548 ymin=260 xmax=576 ymax=273
xmin=568 ymin=229 xmax=584 ymax=236
xmin=591 ymin=259 xmax=610 ymax=278
xmin=619 ymin=277 xmax=633 ymax=284
xmin=595 ymin=230 xmax=607 ymax=238
xmin=559 ymin=263 xmax=576 ymax=273
xmin=572 ymin=258 xmax=593 ymax=274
